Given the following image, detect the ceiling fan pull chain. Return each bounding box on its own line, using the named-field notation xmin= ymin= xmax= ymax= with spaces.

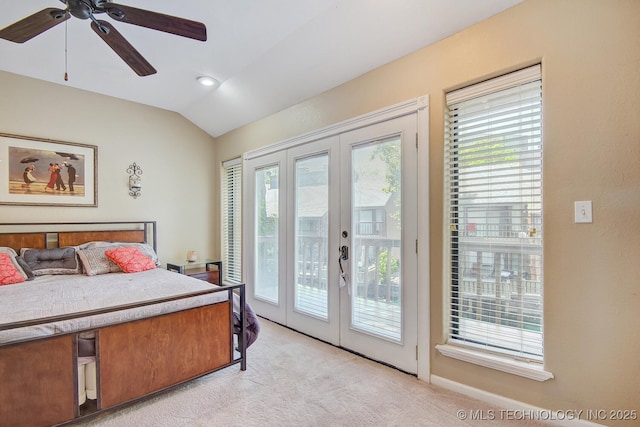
xmin=64 ymin=19 xmax=69 ymax=81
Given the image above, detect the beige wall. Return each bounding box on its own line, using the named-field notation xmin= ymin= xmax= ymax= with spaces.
xmin=214 ymin=0 xmax=640 ymax=420
xmin=0 ymin=71 xmax=218 ymax=263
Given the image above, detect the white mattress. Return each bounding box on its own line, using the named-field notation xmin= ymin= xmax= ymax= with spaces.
xmin=0 ymin=268 xmax=230 ymax=344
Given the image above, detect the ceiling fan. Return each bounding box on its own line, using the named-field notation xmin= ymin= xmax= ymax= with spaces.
xmin=0 ymin=0 xmax=207 ymax=76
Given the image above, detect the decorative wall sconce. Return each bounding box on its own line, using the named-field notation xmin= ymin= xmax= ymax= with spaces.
xmin=127 ymin=162 xmax=143 ymax=199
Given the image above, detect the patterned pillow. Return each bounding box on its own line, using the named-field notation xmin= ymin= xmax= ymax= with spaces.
xmin=105 ymin=246 xmax=156 ymax=273
xmin=129 ymin=243 xmax=160 ymax=266
xmin=0 ymin=247 xmax=28 ymax=280
xmin=77 ymin=245 xmax=122 ymax=276
xmin=0 ymin=252 xmax=26 ymax=286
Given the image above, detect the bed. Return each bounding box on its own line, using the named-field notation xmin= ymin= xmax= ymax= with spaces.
xmin=0 ymin=221 xmax=259 ymax=426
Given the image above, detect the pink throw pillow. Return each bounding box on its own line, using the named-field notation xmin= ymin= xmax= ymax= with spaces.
xmin=104 ymin=246 xmax=156 ymax=273
xmin=0 ymin=253 xmax=26 ymax=285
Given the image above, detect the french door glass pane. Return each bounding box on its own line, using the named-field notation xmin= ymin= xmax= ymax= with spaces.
xmin=294 ymin=154 xmax=329 ymax=319
xmin=351 ymin=137 xmax=402 ymax=341
xmin=255 ymin=165 xmax=279 ymax=303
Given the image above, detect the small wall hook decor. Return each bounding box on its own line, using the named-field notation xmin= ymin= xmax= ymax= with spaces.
xmin=127 ymin=162 xmax=143 ymax=199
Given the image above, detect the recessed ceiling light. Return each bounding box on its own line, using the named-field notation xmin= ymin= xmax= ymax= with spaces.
xmin=197 ymin=76 xmax=218 ymax=87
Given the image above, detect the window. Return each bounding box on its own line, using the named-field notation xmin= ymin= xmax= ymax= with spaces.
xmin=444 ymin=65 xmax=543 ymax=361
xmin=221 ymin=158 xmax=242 ymax=283
xmin=355 ymin=208 xmax=386 ymax=236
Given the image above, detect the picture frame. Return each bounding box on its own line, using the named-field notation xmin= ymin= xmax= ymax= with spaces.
xmin=0 ymin=133 xmax=97 ymax=207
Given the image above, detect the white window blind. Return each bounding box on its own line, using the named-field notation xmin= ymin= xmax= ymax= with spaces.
xmin=444 ymin=65 xmax=544 ymax=360
xmin=221 ymin=158 xmax=242 ymax=283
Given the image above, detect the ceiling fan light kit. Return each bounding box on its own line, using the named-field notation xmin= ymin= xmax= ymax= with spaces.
xmin=0 ymin=0 xmax=207 ymax=77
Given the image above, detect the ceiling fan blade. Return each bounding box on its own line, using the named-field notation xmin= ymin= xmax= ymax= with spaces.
xmin=102 ymin=4 xmax=207 ymax=41
xmin=91 ymin=20 xmax=156 ymax=76
xmin=0 ymin=8 xmax=70 ymax=43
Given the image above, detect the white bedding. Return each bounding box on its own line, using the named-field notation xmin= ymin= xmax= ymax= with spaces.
xmin=0 ymin=268 xmax=231 ymax=344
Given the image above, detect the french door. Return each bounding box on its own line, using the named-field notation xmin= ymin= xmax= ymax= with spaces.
xmin=245 ymin=114 xmax=418 ymax=373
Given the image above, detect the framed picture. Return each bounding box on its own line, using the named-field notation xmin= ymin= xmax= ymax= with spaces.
xmin=0 ymin=133 xmax=97 ymax=207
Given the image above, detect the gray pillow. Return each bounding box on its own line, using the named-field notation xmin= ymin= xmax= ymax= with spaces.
xmin=20 ymin=247 xmax=82 ymax=276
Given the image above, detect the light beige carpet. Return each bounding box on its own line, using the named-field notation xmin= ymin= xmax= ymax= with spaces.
xmin=80 ymin=319 xmax=549 ymax=426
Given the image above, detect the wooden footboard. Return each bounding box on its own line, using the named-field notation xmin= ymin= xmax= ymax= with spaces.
xmin=0 ymin=293 xmax=242 ymax=427
xmin=99 ymin=301 xmax=232 ymax=409
xmin=0 ymin=335 xmax=77 ymax=426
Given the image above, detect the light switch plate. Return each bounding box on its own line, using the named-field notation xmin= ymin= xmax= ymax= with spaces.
xmin=575 ymin=201 xmax=593 ymax=223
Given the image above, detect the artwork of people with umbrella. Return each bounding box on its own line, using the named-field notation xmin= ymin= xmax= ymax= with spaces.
xmin=8 ymin=146 xmax=84 ymax=196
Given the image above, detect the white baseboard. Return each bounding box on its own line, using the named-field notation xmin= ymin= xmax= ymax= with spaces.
xmin=429 ymin=375 xmax=604 ymax=427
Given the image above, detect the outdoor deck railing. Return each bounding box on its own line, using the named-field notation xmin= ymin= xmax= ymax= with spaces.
xmin=459 ymin=277 xmax=541 ymax=297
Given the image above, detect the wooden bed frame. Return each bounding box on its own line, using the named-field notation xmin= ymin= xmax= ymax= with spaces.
xmin=0 ymin=221 xmax=247 ymax=426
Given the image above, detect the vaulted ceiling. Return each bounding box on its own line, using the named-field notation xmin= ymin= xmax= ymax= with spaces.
xmin=0 ymin=1 xmax=523 ymax=137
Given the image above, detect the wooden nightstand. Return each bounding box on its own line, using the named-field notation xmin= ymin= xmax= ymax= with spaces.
xmin=166 ymin=260 xmax=222 ymax=285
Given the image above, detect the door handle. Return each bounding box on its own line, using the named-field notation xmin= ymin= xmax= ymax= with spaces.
xmin=338 ymin=245 xmax=350 ymax=293
xmin=340 ymin=245 xmax=348 ymax=261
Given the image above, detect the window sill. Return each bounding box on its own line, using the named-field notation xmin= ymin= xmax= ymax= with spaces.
xmin=435 ymin=344 xmax=554 ymax=382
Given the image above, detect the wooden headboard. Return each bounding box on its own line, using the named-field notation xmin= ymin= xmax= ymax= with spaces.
xmin=58 ymin=230 xmax=145 ymax=247
xmin=0 ymin=221 xmax=156 ymax=253
xmin=0 ymin=233 xmax=47 ymax=252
